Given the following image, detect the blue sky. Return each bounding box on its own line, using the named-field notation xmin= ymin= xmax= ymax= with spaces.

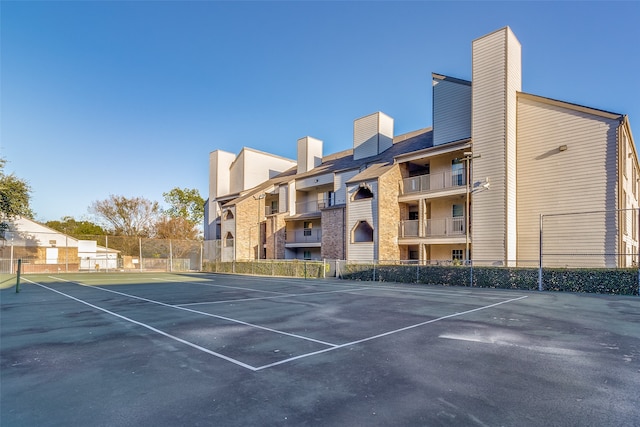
xmin=2 ymin=1 xmax=639 ymax=223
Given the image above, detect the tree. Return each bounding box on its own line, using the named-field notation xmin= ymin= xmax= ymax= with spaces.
xmin=154 ymin=216 xmax=199 ymax=240
xmin=0 ymin=158 xmax=34 ymax=219
xmin=90 ymin=195 xmax=160 ymax=236
xmin=45 ymin=216 xmax=105 ymax=237
xmin=163 ymin=187 xmax=204 ymax=224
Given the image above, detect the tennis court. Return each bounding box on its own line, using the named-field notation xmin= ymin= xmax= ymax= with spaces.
xmin=2 ymin=273 xmax=639 ymax=426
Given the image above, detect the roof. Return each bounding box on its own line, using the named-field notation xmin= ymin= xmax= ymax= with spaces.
xmin=222 ymin=127 xmax=434 ymax=207
xmin=222 ymin=167 xmax=298 ymax=207
xmin=518 ymin=92 xmax=623 ymax=120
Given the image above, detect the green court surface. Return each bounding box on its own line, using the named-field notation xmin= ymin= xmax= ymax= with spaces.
xmin=2 ymin=272 xmax=639 ymax=426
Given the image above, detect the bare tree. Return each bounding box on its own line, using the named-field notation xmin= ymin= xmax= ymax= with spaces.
xmin=154 ymin=216 xmax=199 ymax=240
xmin=90 ymin=195 xmax=160 ymax=237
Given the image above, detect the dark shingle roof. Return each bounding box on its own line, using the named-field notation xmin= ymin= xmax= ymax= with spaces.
xmin=223 ymin=127 xmax=434 ymax=206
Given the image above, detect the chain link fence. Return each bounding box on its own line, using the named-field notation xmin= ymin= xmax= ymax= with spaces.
xmin=0 ymin=231 xmax=203 ymax=274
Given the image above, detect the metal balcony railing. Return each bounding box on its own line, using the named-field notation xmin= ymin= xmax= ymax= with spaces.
xmin=285 ymin=229 xmax=322 ymax=244
xmin=398 ymin=217 xmax=466 ymax=238
xmin=265 ymin=206 xmax=278 ymax=215
xmin=400 ymin=170 xmax=466 ymax=195
xmin=398 ymin=220 xmax=420 ymax=237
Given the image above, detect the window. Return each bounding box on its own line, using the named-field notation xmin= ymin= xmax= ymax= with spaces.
xmin=303 ymin=221 xmax=312 ymax=236
xmin=353 ymin=186 xmax=374 ymax=200
xmin=303 ymin=250 xmax=311 ymax=260
xmin=409 ymin=210 xmax=419 ymax=220
xmin=326 ymin=191 xmax=335 ymax=207
xmin=224 ymin=232 xmax=234 ymax=247
xmin=353 ymin=220 xmax=374 ymax=242
xmin=451 ymin=159 xmax=465 ymax=186
xmin=270 ymin=200 xmax=278 ymax=214
xmin=452 ymin=249 xmax=463 ymax=260
xmin=452 ymin=204 xmax=464 ymax=233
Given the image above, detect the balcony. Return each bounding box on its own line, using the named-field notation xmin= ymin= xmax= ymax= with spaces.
xmin=285 ymin=229 xmax=322 ymax=246
xmin=294 ymin=198 xmax=335 ymax=215
xmin=398 ymin=217 xmax=465 ymax=238
xmin=400 ymin=171 xmax=466 ymax=196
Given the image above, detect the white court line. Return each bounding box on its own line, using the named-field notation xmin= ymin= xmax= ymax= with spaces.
xmin=253 ymin=295 xmax=529 ymax=371
xmin=38 ymin=275 xmax=528 ymax=371
xmin=48 ymin=276 xmax=337 ymax=347
xmin=177 ymin=287 xmax=372 ymax=306
xmin=23 ymin=278 xmax=259 ymax=371
xmin=198 ymin=273 xmax=524 ymax=299
xmin=152 ymin=277 xmax=290 ymax=295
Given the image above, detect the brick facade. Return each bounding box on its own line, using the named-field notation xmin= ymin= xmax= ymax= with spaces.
xmin=234 ymin=197 xmax=262 ymax=260
xmin=377 ymin=165 xmax=402 ymax=261
xmin=265 ymin=213 xmax=287 ymax=259
xmin=321 ymin=206 xmax=345 ymax=260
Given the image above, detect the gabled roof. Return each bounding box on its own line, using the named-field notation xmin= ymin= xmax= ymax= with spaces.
xmin=517 ymin=92 xmax=623 ymax=120
xmin=2 ymin=216 xmax=119 ymax=252
xmin=222 ymin=167 xmax=298 ymax=207
xmin=222 ymin=127 xmax=434 ymax=207
xmin=295 ymin=127 xmax=433 ymax=180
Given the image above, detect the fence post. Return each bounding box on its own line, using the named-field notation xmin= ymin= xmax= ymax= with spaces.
xmin=169 ymin=239 xmax=173 ymax=272
xmin=139 ymin=238 xmax=143 ymax=272
xmin=105 ymin=235 xmax=109 ymax=273
xmin=538 ymin=214 xmax=543 ymax=291
xmin=15 ymin=259 xmax=22 ymax=293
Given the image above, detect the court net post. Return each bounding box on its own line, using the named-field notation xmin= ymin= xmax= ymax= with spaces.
xmin=15 ymin=259 xmax=22 ymax=293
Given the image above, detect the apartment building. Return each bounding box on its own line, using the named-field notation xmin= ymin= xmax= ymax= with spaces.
xmin=204 ymin=26 xmax=638 ymax=268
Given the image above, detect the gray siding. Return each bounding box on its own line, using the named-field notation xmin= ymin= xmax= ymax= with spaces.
xmin=278 ymin=184 xmax=288 ymax=213
xmin=335 ymin=170 xmax=359 ymax=205
xmin=433 ymin=78 xmax=471 ymax=146
xmin=505 ymin=30 xmax=521 ymax=265
xmin=471 ymin=27 xmax=521 ymax=266
xmin=353 ymin=112 xmax=394 ymax=160
xmin=346 ymin=182 xmax=378 ymax=261
xmin=516 ymin=96 xmax=619 ymax=267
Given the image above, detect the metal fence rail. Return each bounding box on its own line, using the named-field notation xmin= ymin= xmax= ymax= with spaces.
xmin=0 ymin=231 xmax=203 ymax=273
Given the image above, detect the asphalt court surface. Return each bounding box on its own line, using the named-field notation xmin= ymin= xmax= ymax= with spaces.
xmin=9 ymin=274 xmax=527 ymax=370
xmin=2 ymin=272 xmax=639 ymax=426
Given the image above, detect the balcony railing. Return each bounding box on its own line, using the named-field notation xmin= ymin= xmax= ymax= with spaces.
xmin=295 ymin=199 xmax=336 ymax=214
xmin=286 ymin=229 xmax=322 ymax=244
xmin=265 ymin=206 xmax=279 ymax=215
xmin=398 ymin=217 xmax=465 ymax=238
xmin=400 ymin=170 xmax=466 ymax=195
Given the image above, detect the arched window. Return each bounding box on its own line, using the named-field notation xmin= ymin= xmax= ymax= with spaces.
xmin=224 ymin=232 xmax=234 ymax=247
xmin=353 ymin=186 xmax=374 ymax=200
xmin=353 ymin=220 xmax=374 ymax=243
xmin=223 ymin=210 xmax=234 ymax=220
